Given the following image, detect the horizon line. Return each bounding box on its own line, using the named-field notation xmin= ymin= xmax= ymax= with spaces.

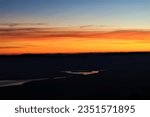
xmin=1 ymin=51 xmax=150 ymax=56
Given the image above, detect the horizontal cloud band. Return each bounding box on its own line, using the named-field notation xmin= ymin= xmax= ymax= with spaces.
xmin=1 ymin=27 xmax=150 ymax=40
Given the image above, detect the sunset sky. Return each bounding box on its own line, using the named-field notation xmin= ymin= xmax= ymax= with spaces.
xmin=0 ymin=0 xmax=150 ymax=54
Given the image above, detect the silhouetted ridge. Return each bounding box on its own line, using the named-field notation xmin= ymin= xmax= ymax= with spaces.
xmin=0 ymin=52 xmax=150 ymax=58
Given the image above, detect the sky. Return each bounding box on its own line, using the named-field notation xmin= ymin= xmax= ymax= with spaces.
xmin=0 ymin=0 xmax=150 ymax=54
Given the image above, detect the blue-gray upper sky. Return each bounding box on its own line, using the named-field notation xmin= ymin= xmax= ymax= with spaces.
xmin=0 ymin=0 xmax=150 ymax=29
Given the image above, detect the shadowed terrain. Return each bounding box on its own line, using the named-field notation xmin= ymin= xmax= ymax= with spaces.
xmin=0 ymin=52 xmax=150 ymax=99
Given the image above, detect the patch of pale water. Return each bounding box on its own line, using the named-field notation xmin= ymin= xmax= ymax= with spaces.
xmin=62 ymin=70 xmax=103 ymax=75
xmin=0 ymin=78 xmax=49 ymax=87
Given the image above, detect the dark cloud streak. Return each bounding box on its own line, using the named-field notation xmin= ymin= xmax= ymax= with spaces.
xmin=0 ymin=23 xmax=47 ymax=28
xmin=0 ymin=46 xmax=24 ymax=49
xmin=0 ymin=27 xmax=150 ymax=41
xmin=0 ymin=44 xmax=36 ymax=49
xmin=80 ymin=25 xmax=114 ymax=29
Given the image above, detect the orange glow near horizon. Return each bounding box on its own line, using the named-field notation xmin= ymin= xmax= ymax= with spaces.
xmin=1 ymin=28 xmax=150 ymax=55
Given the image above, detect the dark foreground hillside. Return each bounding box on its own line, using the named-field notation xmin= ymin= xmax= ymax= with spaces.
xmin=0 ymin=52 xmax=150 ymax=100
